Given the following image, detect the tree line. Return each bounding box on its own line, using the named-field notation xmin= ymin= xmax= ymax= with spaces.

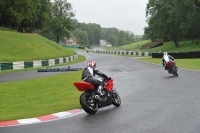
xmin=71 ymin=20 xmax=136 ymax=46
xmin=0 ymin=0 xmax=138 ymax=46
xmin=145 ymin=0 xmax=200 ymax=47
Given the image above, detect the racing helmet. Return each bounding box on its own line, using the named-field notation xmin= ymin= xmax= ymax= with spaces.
xmin=163 ymin=52 xmax=168 ymax=56
xmin=87 ymin=61 xmax=96 ymax=68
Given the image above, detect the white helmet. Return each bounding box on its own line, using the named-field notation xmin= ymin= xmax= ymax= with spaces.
xmin=163 ymin=52 xmax=168 ymax=56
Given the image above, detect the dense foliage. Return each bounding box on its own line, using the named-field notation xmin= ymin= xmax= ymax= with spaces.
xmin=0 ymin=0 xmax=75 ymax=43
xmin=72 ymin=21 xmax=136 ymax=46
xmin=145 ymin=0 xmax=200 ymax=47
xmin=0 ymin=0 xmax=51 ymax=32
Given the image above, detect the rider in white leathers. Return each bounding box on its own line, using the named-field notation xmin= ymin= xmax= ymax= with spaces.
xmin=162 ymin=52 xmax=177 ymax=72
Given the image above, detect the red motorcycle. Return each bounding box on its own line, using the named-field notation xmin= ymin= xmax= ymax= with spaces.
xmin=73 ymin=77 xmax=121 ymax=114
xmin=166 ymin=61 xmax=178 ymax=76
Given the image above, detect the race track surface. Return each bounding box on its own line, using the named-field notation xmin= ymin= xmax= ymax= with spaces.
xmin=1 ymin=50 xmax=200 ymax=133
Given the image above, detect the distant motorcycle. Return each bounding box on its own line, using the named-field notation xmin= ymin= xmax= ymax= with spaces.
xmin=73 ymin=77 xmax=121 ymax=114
xmin=165 ymin=61 xmax=178 ymax=76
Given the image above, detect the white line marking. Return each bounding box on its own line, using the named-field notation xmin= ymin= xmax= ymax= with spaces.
xmin=18 ymin=118 xmax=40 ymax=124
xmin=52 ymin=112 xmax=72 ymax=118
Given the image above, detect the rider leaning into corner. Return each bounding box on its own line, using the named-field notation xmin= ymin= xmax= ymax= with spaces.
xmin=162 ymin=52 xmax=178 ymax=73
xmin=81 ymin=61 xmax=110 ymax=96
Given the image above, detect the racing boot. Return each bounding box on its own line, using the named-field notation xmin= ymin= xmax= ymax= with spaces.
xmin=97 ymin=86 xmax=104 ymax=96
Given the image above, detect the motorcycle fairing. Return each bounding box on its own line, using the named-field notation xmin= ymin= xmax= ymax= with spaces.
xmin=74 ymin=82 xmax=94 ymax=91
xmin=104 ymin=78 xmax=113 ymax=92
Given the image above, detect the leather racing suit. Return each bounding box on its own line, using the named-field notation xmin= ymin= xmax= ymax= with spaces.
xmin=81 ymin=66 xmax=109 ymax=95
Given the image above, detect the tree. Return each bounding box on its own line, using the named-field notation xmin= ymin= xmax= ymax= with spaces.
xmin=33 ymin=0 xmax=52 ymax=30
xmin=179 ymin=0 xmax=200 ymax=42
xmin=51 ymin=0 xmax=75 ymax=43
xmin=0 ymin=0 xmax=38 ymax=31
xmin=84 ymin=24 xmax=95 ymax=45
xmin=146 ymin=0 xmax=182 ymax=47
xmin=73 ymin=29 xmax=88 ymax=44
xmin=145 ymin=0 xmax=200 ymax=47
xmin=118 ymin=30 xmax=125 ymax=46
xmin=90 ymin=24 xmax=101 ymax=45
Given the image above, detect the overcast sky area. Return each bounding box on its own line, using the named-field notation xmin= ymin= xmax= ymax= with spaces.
xmin=67 ymin=0 xmax=149 ymax=35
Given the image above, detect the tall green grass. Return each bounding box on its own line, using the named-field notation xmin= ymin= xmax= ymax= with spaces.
xmin=0 ymin=31 xmax=76 ymax=62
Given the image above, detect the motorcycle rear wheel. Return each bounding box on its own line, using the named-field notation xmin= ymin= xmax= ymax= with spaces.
xmin=112 ymin=90 xmax=121 ymax=107
xmin=171 ymin=67 xmax=178 ymax=77
xmin=80 ymin=92 xmax=98 ymax=114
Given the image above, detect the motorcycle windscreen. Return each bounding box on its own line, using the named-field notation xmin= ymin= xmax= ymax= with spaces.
xmin=73 ymin=82 xmax=94 ymax=91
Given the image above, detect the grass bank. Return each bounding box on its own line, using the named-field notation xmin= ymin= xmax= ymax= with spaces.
xmin=0 ymin=31 xmax=76 ymax=62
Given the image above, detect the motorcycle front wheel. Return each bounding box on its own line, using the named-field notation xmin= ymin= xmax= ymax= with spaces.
xmin=112 ymin=90 xmax=121 ymax=107
xmin=80 ymin=92 xmax=98 ymax=114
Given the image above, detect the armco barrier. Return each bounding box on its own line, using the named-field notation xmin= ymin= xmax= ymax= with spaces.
xmin=94 ymin=50 xmax=152 ymax=57
xmin=0 ymin=54 xmax=78 ymax=71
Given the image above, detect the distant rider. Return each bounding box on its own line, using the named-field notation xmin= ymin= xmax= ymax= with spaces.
xmin=162 ymin=52 xmax=177 ymax=72
xmin=81 ymin=61 xmax=110 ymax=96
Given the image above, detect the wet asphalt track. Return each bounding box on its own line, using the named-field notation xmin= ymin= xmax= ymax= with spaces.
xmin=1 ymin=50 xmax=200 ymax=133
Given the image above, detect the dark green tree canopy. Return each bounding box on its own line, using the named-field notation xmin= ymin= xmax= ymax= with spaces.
xmin=50 ymin=0 xmax=75 ymax=43
xmin=145 ymin=0 xmax=200 ymax=47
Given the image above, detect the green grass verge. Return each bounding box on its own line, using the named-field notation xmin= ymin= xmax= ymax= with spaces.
xmin=137 ymin=57 xmax=200 ymax=71
xmin=0 ymin=54 xmax=86 ymax=121
xmin=0 ymin=70 xmax=83 ymax=121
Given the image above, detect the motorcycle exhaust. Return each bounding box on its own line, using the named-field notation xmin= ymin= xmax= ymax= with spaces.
xmin=95 ymin=95 xmax=103 ymax=102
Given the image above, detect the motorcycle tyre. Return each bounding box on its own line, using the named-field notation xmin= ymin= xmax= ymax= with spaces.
xmin=80 ymin=92 xmax=98 ymax=114
xmin=171 ymin=67 xmax=178 ymax=77
xmin=112 ymin=90 xmax=121 ymax=107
